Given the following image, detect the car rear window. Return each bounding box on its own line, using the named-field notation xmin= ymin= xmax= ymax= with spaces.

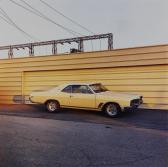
xmin=62 ymin=85 xmax=72 ymax=93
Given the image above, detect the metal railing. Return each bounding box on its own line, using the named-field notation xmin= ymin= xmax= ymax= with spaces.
xmin=0 ymin=33 xmax=113 ymax=59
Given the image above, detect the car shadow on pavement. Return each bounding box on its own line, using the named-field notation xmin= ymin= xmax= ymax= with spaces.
xmin=0 ymin=104 xmax=167 ymax=131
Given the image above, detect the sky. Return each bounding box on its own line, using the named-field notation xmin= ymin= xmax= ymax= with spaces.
xmin=0 ymin=0 xmax=167 ymax=57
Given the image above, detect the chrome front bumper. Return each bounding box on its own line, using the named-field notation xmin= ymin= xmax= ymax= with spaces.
xmin=124 ymin=98 xmax=143 ymax=111
xmin=130 ymin=98 xmax=143 ymax=108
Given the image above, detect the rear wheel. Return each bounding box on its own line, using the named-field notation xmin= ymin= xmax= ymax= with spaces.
xmin=103 ymin=103 xmax=121 ymax=118
xmin=46 ymin=100 xmax=60 ymax=113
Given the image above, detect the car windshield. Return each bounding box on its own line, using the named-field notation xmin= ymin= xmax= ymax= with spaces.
xmin=89 ymin=84 xmax=109 ymax=93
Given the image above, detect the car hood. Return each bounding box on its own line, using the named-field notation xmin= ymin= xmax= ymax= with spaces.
xmin=96 ymin=91 xmax=141 ymax=100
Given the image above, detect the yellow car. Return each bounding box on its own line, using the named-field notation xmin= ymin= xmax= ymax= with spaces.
xmin=29 ymin=83 xmax=143 ymax=117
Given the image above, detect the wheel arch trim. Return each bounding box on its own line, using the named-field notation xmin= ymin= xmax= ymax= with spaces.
xmin=101 ymin=102 xmax=122 ymax=111
xmin=45 ymin=99 xmax=60 ymax=106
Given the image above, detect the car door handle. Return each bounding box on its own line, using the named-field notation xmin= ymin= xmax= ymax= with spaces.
xmin=70 ymin=95 xmax=73 ymax=98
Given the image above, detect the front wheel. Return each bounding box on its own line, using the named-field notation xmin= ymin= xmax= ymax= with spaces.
xmin=46 ymin=100 xmax=60 ymax=113
xmin=103 ymin=103 xmax=121 ymax=118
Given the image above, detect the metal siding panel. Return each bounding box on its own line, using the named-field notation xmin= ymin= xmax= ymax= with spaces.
xmin=0 ymin=52 xmax=167 ymax=69
xmin=0 ymin=44 xmax=167 ymax=109
xmin=24 ymin=65 xmax=168 ymax=108
xmin=0 ymin=44 xmax=167 ymax=65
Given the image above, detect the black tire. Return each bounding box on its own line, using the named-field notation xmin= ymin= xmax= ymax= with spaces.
xmin=46 ymin=100 xmax=60 ymax=113
xmin=103 ymin=103 xmax=121 ymax=118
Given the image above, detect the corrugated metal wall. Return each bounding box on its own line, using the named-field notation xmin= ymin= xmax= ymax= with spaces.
xmin=0 ymin=44 xmax=168 ymax=109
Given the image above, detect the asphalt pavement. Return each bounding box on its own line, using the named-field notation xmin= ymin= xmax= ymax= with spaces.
xmin=0 ymin=105 xmax=167 ymax=167
xmin=0 ymin=104 xmax=167 ymax=131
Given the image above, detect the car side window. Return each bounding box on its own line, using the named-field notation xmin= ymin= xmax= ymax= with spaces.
xmin=72 ymin=85 xmax=93 ymax=94
xmin=62 ymin=85 xmax=72 ymax=93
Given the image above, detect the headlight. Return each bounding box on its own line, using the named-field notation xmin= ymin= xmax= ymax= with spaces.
xmin=130 ymin=99 xmax=141 ymax=107
xmin=29 ymin=96 xmax=34 ymax=101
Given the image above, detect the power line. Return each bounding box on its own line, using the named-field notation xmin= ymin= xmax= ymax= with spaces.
xmin=0 ymin=6 xmax=37 ymax=41
xmin=19 ymin=0 xmax=83 ymax=36
xmin=38 ymin=0 xmax=95 ymax=51
xmin=39 ymin=0 xmax=94 ymax=35
xmin=0 ymin=7 xmax=36 ymax=40
xmin=19 ymin=0 xmax=84 ymax=36
xmin=0 ymin=13 xmax=13 ymax=25
xmin=9 ymin=0 xmax=83 ymax=36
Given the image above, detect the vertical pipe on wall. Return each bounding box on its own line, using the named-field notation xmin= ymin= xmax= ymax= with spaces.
xmin=78 ymin=40 xmax=84 ymax=52
xmin=21 ymin=72 xmax=25 ymax=104
xmin=29 ymin=44 xmax=34 ymax=56
xmin=52 ymin=41 xmax=57 ymax=55
xmin=8 ymin=46 xmax=13 ymax=59
xmin=108 ymin=33 xmax=113 ymax=50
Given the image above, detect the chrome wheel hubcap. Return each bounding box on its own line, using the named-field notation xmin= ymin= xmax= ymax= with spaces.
xmin=106 ymin=104 xmax=118 ymax=116
xmin=48 ymin=102 xmax=57 ymax=112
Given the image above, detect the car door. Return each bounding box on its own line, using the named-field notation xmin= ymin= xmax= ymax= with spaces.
xmin=58 ymin=85 xmax=72 ymax=106
xmin=69 ymin=85 xmax=96 ymax=108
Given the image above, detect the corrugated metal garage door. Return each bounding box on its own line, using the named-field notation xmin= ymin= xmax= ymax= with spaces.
xmin=24 ymin=65 xmax=168 ymax=109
